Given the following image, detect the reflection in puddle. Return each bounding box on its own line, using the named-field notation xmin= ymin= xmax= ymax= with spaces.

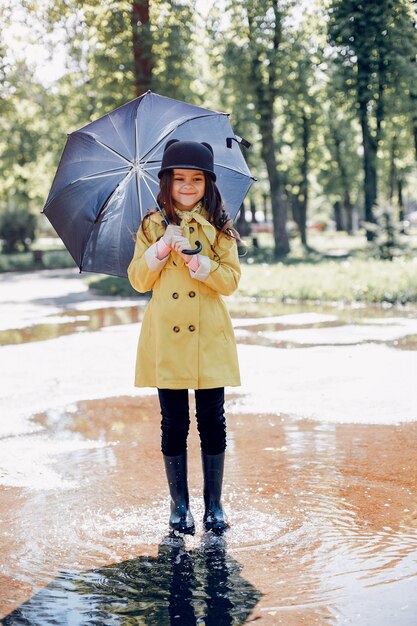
xmin=390 ymin=333 xmax=417 ymax=351
xmin=1 ymin=299 xmax=416 ymax=351
xmin=0 ymin=305 xmax=146 ymax=346
xmin=3 ymin=535 xmax=261 ymax=626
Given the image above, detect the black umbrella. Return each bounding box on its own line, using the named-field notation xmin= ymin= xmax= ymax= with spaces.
xmin=42 ymin=91 xmax=254 ymax=278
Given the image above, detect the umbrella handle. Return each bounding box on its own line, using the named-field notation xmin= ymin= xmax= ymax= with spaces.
xmin=182 ymin=240 xmax=202 ymax=255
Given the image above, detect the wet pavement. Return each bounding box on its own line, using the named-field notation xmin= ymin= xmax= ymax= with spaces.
xmin=1 ymin=269 xmax=417 ymax=625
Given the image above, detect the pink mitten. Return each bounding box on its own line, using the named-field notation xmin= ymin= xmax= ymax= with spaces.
xmin=185 ymin=255 xmax=200 ymax=272
xmin=156 ymin=238 xmax=171 ymax=260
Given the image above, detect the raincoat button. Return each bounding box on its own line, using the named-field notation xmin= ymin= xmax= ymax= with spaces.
xmin=188 ymin=325 xmax=195 ymax=332
xmin=172 ymin=292 xmax=179 ymax=299
xmin=189 ymin=291 xmax=196 ymax=298
xmin=173 ymin=326 xmax=180 ymax=333
xmin=189 ymin=226 xmax=195 ymax=233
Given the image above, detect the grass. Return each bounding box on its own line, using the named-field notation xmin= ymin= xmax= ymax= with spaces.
xmin=2 ymin=230 xmax=417 ymax=306
xmin=237 ymin=229 xmax=417 ymax=304
xmin=238 ymin=257 xmax=417 ymax=304
xmin=0 ymin=247 xmax=76 ymax=272
xmin=86 ymin=275 xmax=143 ymax=298
xmin=87 ymin=230 xmax=417 ymax=305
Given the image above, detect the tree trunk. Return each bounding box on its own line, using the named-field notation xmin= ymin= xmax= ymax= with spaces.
xmin=388 ymin=135 xmax=397 ymax=202
xmin=131 ymin=0 xmax=153 ymax=97
xmin=343 ymin=191 xmax=353 ymax=234
xmin=334 ymin=200 xmax=343 ymax=231
xmin=261 ymin=123 xmax=289 ymax=257
xmin=359 ymin=100 xmax=377 ymax=239
xmin=263 ymin=193 xmax=268 ymax=223
xmin=250 ymin=198 xmax=257 ymax=223
xmin=413 ymin=125 xmax=417 ymax=162
xmin=236 ymin=200 xmax=251 ymax=237
xmin=398 ymin=177 xmax=405 ymax=232
xmin=247 ymin=3 xmax=289 ymax=259
xmin=291 ymin=194 xmax=301 ymax=229
xmin=299 ymin=113 xmax=309 ymax=247
xmin=332 ymin=122 xmax=353 ymax=235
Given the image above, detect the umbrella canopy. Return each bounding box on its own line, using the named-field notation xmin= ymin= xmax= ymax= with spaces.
xmin=43 ymin=90 xmax=254 ymax=278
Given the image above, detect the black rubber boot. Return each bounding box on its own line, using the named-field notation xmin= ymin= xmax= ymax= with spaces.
xmin=163 ymin=453 xmax=195 ymax=535
xmin=201 ymin=451 xmax=229 ymax=534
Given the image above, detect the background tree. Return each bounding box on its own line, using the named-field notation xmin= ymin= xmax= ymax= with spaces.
xmin=328 ymin=0 xmax=417 ymax=240
xmin=0 ymin=0 xmax=199 ymax=229
xmin=281 ymin=12 xmax=325 ymax=248
xmin=209 ymin=0 xmax=292 ymax=257
xmin=245 ymin=0 xmax=291 ymax=257
xmin=3 ymin=0 xmax=417 ymax=257
xmin=205 ymin=1 xmax=264 ymax=227
xmin=318 ymin=62 xmax=363 ymax=234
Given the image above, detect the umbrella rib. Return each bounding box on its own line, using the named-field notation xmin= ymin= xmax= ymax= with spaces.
xmin=143 ymin=164 xmax=160 ymax=171
xmin=80 ymin=167 xmax=132 ymax=181
xmin=142 ymin=169 xmax=159 ymax=184
xmin=141 ymin=173 xmax=159 ymax=206
xmin=84 ymin=134 xmax=133 ymax=166
xmin=135 ymin=111 xmax=140 ymax=164
xmin=107 ymin=116 xmax=135 ymax=163
xmin=136 ymin=171 xmax=143 ymax=219
xmin=214 ymin=162 xmax=256 ymax=179
xmin=136 ymin=173 xmax=142 ymax=217
xmin=141 ymin=173 xmax=169 ymax=225
xmin=43 ymin=169 xmax=130 ymax=212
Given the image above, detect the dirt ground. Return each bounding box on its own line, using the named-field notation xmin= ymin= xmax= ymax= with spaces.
xmin=1 ymin=269 xmax=417 ymax=625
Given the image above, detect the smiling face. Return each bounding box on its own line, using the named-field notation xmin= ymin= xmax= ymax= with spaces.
xmin=171 ymin=169 xmax=206 ymax=211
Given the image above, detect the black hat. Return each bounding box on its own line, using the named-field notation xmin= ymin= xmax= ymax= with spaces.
xmin=158 ymin=139 xmax=216 ymax=180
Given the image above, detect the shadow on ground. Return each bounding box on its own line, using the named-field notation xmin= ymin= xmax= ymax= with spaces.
xmin=1 ymin=534 xmax=261 ymax=626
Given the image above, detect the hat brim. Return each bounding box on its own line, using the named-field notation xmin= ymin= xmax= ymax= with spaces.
xmin=158 ymin=165 xmax=216 ymax=181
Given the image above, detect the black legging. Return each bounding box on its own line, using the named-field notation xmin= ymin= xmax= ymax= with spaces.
xmin=158 ymin=387 xmax=226 ymax=456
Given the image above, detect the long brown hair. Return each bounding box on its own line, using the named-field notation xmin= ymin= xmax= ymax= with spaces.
xmin=142 ymin=171 xmax=243 ymax=244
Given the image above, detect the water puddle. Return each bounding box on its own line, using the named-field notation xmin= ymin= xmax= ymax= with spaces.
xmin=2 ymin=282 xmax=417 ymax=623
xmin=1 ymin=396 xmax=417 ymax=624
xmin=0 ymin=305 xmax=146 ymax=346
xmin=2 ymin=535 xmax=261 ymax=626
xmin=1 ymin=299 xmax=416 ymax=352
xmin=230 ymin=303 xmax=417 ymax=350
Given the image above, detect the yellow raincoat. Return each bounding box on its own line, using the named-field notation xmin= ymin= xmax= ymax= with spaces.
xmin=127 ymin=206 xmax=241 ymax=389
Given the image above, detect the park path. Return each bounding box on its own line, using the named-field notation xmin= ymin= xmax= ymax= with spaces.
xmin=1 ymin=268 xmax=417 ymax=625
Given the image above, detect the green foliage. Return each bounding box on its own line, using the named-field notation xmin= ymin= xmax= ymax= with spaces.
xmin=87 ymin=275 xmax=145 ymax=297
xmin=0 ymin=209 xmax=36 ymax=253
xmin=328 ymin=0 xmax=417 ymax=109
xmin=39 ymin=0 xmax=198 ymax=106
xmin=239 ymin=256 xmax=417 ymax=304
xmin=0 ymin=54 xmax=55 ymax=217
xmin=362 ymin=202 xmax=408 ymax=260
xmin=151 ymin=0 xmax=198 ymax=102
xmin=318 ymin=65 xmax=362 ymax=216
xmin=328 ymin=0 xmax=417 ymax=226
xmin=85 ymin=240 xmax=417 ymax=305
xmin=3 ymin=0 xmax=417 ymax=271
xmin=0 ymin=248 xmax=75 ymax=272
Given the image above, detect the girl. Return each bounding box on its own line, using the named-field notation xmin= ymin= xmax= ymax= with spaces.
xmin=127 ymin=139 xmax=241 ymax=535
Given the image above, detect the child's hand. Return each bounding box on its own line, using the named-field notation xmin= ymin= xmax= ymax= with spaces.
xmin=171 ymin=234 xmax=193 ymax=260
xmin=162 ymin=224 xmax=182 ymax=247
